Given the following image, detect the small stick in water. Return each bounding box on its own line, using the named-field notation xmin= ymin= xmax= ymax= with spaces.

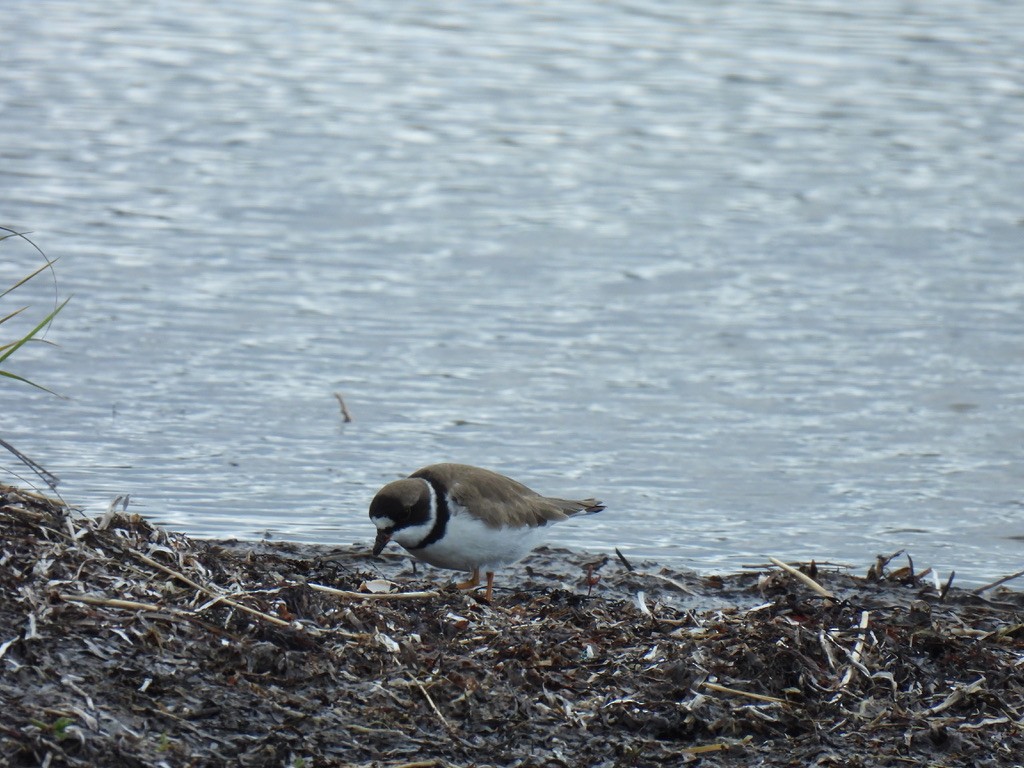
xmin=973 ymin=567 xmax=1024 ymax=595
xmin=334 ymin=392 xmax=353 ymax=423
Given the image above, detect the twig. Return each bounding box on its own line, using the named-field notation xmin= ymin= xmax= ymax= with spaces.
xmin=413 ymin=679 xmax=466 ymax=745
xmin=345 ymin=724 xmax=408 ymax=737
xmin=308 ymin=583 xmax=439 ymax=600
xmin=681 ymin=743 xmax=731 ymax=754
xmin=0 ymin=484 xmax=66 ymax=506
xmin=939 ymin=570 xmax=956 ymax=601
xmin=768 ymin=557 xmax=835 ymax=600
xmin=415 ymin=680 xmax=451 ymax=728
xmin=194 ymin=593 xmax=293 ymax=628
xmin=614 ymin=547 xmax=634 ymax=572
xmin=333 ymin=392 xmax=353 ymax=423
xmin=0 ymin=504 xmax=46 ymax=521
xmin=131 ymin=550 xmax=206 ymax=591
xmin=972 ymin=567 xmax=1024 ymax=595
xmin=130 ymin=550 xmax=293 ymax=628
xmin=59 ymin=594 xmax=164 ymax=613
xmin=702 ymin=681 xmax=786 ymax=704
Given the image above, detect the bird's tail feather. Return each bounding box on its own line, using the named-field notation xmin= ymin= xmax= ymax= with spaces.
xmin=548 ymin=497 xmax=605 ymax=517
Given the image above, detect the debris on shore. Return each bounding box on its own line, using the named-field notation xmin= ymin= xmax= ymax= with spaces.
xmin=1 ymin=483 xmax=1022 ymax=767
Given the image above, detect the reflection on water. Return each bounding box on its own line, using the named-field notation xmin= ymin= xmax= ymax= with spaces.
xmin=2 ymin=0 xmax=1023 ymax=583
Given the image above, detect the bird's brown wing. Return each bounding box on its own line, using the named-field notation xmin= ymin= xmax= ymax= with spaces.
xmin=412 ymin=463 xmax=603 ymax=529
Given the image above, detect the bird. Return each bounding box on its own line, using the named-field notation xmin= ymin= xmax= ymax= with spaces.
xmin=369 ymin=463 xmax=604 ymax=600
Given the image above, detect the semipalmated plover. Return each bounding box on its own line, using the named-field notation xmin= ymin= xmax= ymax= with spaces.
xmin=369 ymin=463 xmax=604 ymax=600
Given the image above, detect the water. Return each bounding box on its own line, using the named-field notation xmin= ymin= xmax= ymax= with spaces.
xmin=3 ymin=0 xmax=1023 ymax=584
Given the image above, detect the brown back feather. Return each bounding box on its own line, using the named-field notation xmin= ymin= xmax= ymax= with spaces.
xmin=411 ymin=463 xmax=604 ymax=529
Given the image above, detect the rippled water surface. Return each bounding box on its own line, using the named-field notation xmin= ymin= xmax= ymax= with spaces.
xmin=3 ymin=1 xmax=1023 ymax=583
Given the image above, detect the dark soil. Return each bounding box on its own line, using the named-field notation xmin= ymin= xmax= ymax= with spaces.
xmin=2 ymin=484 xmax=1023 ymax=767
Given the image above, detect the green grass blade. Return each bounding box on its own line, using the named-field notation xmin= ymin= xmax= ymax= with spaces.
xmin=0 ymin=369 xmax=66 ymax=398
xmin=0 ymin=258 xmax=60 ymax=301
xmin=1 ymin=226 xmax=68 ymax=399
xmin=0 ymin=296 xmax=70 ymax=366
xmin=0 ymin=306 xmax=29 ymax=327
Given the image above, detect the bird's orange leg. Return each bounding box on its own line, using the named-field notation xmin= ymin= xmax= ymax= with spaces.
xmin=484 ymin=571 xmax=495 ymax=602
xmin=586 ymin=564 xmax=601 ymax=596
xmin=455 ymin=567 xmax=480 ymax=591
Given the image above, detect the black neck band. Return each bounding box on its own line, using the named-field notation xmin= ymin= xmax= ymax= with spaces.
xmin=409 ymin=476 xmax=450 ymax=550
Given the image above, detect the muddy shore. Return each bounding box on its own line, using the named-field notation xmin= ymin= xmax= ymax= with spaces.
xmin=2 ymin=484 xmax=1023 ymax=767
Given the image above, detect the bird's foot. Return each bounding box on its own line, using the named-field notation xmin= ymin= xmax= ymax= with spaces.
xmin=455 ymin=568 xmax=480 ymax=592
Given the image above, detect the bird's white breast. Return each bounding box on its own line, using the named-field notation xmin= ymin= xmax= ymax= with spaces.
xmin=410 ymin=500 xmax=546 ymax=572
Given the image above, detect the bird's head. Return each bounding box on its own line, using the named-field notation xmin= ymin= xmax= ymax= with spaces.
xmin=369 ymin=478 xmax=435 ymax=555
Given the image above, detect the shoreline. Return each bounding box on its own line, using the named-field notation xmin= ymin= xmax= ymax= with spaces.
xmin=2 ymin=484 xmax=1023 ymax=767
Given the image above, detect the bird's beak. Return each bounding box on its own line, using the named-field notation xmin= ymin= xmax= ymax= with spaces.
xmin=372 ymin=529 xmax=391 ymax=557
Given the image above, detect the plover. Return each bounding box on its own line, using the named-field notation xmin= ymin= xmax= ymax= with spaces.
xmin=369 ymin=463 xmax=604 ymax=600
